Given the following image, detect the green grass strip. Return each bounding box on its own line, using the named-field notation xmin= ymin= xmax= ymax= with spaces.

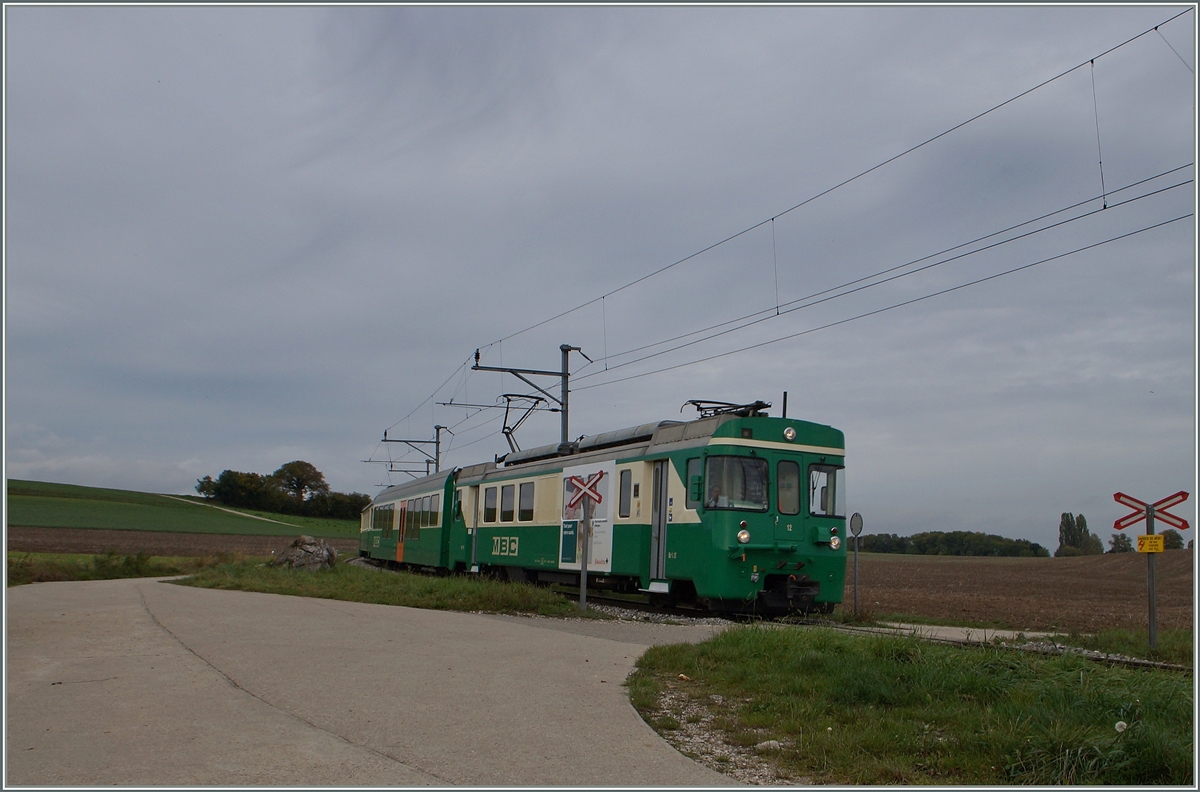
xmin=173 ymin=560 xmax=606 ymax=619
xmin=7 ymin=550 xmax=254 ymax=586
xmin=627 ymin=624 xmax=1193 ymax=785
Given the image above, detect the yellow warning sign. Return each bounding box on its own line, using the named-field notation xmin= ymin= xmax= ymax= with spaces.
xmin=1137 ymin=534 xmax=1164 ymax=553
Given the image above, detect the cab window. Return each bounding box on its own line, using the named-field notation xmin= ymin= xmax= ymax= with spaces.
xmin=809 ymin=464 xmax=845 ymax=517
xmin=705 ymin=456 xmax=768 ymax=511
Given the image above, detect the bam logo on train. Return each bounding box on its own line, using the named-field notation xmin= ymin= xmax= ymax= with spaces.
xmin=560 ymin=461 xmax=615 ymax=572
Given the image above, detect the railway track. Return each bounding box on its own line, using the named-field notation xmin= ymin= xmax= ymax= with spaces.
xmin=562 ymin=588 xmax=1193 ymax=674
xmin=354 ymin=559 xmax=1192 ymax=675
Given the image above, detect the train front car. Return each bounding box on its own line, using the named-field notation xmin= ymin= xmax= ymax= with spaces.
xmin=680 ymin=414 xmax=847 ymax=616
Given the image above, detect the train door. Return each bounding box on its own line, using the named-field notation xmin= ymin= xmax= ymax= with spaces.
xmin=649 ymin=460 xmax=669 ymax=581
xmin=395 ymin=501 xmax=405 ymax=563
xmin=469 ymin=485 xmax=481 ymax=572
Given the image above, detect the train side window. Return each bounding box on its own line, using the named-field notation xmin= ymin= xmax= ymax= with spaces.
xmin=419 ymin=496 xmax=429 ymax=527
xmin=500 ymin=485 xmax=515 ymax=522
xmin=374 ymin=505 xmax=394 ymax=538
xmin=518 ymin=482 xmax=534 ymax=521
xmin=685 ymin=458 xmax=702 ymax=509
xmin=406 ymin=499 xmax=417 ymax=539
xmin=778 ymin=460 xmax=800 ymax=515
xmin=483 ymin=487 xmax=497 ymax=523
xmin=430 ymin=494 xmax=440 ymax=527
xmin=618 ymin=470 xmax=632 ymax=518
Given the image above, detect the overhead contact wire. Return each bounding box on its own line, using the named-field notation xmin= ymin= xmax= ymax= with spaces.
xmin=575 ymin=172 xmax=1191 ymax=382
xmin=574 ymin=214 xmax=1192 ymax=391
xmin=484 ymin=8 xmax=1191 ymax=350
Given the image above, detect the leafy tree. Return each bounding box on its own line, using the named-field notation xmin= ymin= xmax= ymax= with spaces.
xmin=196 ymin=461 xmax=364 ymax=519
xmin=271 ymin=461 xmax=330 ymax=510
xmin=1108 ymin=533 xmax=1133 ymax=553
xmin=1056 ymin=512 xmax=1102 ymax=556
xmin=1161 ymin=529 xmax=1184 ymax=550
xmin=196 ymin=475 xmax=217 ymax=499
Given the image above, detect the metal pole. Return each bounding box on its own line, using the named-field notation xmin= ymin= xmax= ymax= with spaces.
xmin=559 ymin=344 xmax=572 ymax=448
xmin=1147 ymin=505 xmax=1158 ymax=650
xmin=854 ymin=535 xmax=859 ymax=618
xmin=578 ymin=496 xmax=591 ymax=611
xmin=433 ymin=425 xmax=445 ymax=473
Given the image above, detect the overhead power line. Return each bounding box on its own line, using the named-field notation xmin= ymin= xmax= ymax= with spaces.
xmin=481 ymin=7 xmax=1192 ymax=352
xmin=574 ymin=169 xmax=1192 ymax=382
xmin=374 ymin=8 xmax=1193 ymax=467
xmin=573 ymin=213 xmax=1193 ymax=392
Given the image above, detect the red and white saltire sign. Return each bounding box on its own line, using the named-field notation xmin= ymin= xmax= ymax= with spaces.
xmin=567 ymin=470 xmax=606 ymax=509
xmin=1113 ymin=491 xmax=1191 ymax=531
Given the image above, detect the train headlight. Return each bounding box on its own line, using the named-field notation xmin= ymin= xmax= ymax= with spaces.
xmin=783 ymin=427 xmax=797 ymax=442
xmin=737 ymin=529 xmax=751 ymax=544
xmin=829 ymin=536 xmax=842 ymax=551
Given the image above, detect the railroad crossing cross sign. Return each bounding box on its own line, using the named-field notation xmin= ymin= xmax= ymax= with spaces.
xmin=1112 ymin=490 xmax=1190 ymax=651
xmin=566 ymin=471 xmax=606 ymax=510
xmin=1113 ymin=491 xmax=1191 ymax=532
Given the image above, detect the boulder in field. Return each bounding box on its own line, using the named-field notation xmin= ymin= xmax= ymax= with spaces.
xmin=270 ymin=535 xmax=338 ymax=571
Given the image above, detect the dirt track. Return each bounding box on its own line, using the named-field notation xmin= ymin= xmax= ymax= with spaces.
xmin=6 ymin=527 xmax=1193 ymax=633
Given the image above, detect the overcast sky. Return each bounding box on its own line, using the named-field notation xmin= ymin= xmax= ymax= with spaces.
xmin=5 ymin=5 xmax=1196 ymax=549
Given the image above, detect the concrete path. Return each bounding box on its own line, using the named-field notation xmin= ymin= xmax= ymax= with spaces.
xmin=6 ymin=578 xmax=736 ymax=787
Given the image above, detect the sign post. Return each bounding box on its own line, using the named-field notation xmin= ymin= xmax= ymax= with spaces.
xmin=579 ymin=496 xmax=592 ymax=611
xmin=1113 ymin=491 xmax=1190 ymax=650
xmin=566 ymin=469 xmax=606 ymax=612
xmin=849 ymin=513 xmax=864 ymax=618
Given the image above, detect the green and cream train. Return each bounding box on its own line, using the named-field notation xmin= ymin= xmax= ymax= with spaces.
xmin=359 ymin=403 xmax=847 ymax=615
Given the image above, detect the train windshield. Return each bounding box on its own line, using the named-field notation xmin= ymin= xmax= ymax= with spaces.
xmin=809 ymin=464 xmax=846 ymax=518
xmin=705 ymin=456 xmax=769 ymax=511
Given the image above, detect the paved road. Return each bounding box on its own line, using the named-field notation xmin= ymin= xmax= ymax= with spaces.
xmin=6 ymin=578 xmax=736 ymax=786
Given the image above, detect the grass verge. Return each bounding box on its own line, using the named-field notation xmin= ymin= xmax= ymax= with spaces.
xmin=1063 ymin=627 xmax=1194 ymax=668
xmin=7 ymin=550 xmax=250 ymax=586
xmin=627 ymin=624 xmax=1192 ymax=785
xmin=173 ymin=560 xmax=609 ymax=618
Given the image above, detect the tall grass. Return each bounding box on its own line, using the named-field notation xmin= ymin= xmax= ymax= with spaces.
xmin=7 ymin=551 xmax=245 ymax=586
xmin=628 ymin=625 xmax=1192 ymax=785
xmin=173 ymin=560 xmax=604 ymax=618
xmin=1064 ymin=627 xmax=1193 ymax=668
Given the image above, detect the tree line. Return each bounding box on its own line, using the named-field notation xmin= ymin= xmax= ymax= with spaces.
xmin=196 ymin=461 xmax=370 ymax=521
xmin=855 ymin=531 xmax=1049 ymax=557
xmin=1056 ymin=511 xmax=1188 ymax=556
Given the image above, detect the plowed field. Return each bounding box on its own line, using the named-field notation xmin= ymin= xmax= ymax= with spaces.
xmin=848 ymin=550 xmax=1193 ymax=632
xmin=6 ymin=527 xmax=1192 ymax=633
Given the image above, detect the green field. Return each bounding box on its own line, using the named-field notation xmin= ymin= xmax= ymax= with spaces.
xmin=6 ymin=479 xmax=360 ymax=538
